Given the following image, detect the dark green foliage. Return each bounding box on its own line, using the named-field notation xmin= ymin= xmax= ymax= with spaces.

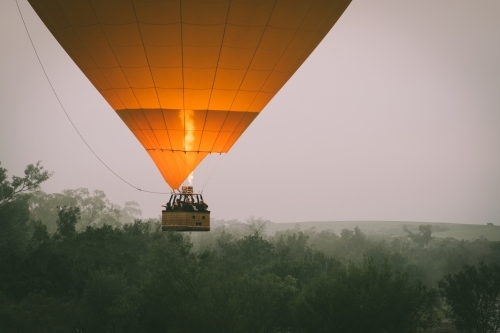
xmin=1 ymin=163 xmax=499 ymax=333
xmin=439 ymin=262 xmax=500 ymax=333
xmin=56 ymin=206 xmax=80 ymax=238
xmin=0 ymin=291 xmax=76 ymax=333
xmin=0 ymin=195 xmax=31 ymax=253
xmin=294 ymin=258 xmax=437 ymax=333
xmin=0 ymin=207 xmax=495 ymax=332
xmin=81 ymin=269 xmax=140 ymax=333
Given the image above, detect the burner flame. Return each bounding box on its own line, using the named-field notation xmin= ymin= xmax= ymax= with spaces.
xmin=187 ymin=171 xmax=194 ymax=186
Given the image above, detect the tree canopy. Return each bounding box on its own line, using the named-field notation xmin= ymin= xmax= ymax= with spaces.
xmin=1 ymin=161 xmax=499 ymax=332
xmin=0 ymin=161 xmax=51 ymax=207
xmin=439 ymin=262 xmax=500 ymax=333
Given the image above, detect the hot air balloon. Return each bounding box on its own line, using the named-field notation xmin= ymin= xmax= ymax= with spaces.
xmin=28 ymin=0 xmax=351 ymax=231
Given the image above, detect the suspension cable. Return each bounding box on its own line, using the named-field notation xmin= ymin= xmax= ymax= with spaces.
xmin=201 ymin=153 xmax=227 ymax=193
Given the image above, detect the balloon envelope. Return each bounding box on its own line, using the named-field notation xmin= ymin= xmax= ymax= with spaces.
xmin=29 ymin=0 xmax=351 ymax=189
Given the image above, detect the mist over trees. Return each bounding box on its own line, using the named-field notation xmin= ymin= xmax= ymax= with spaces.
xmin=30 ymin=188 xmax=142 ymax=233
xmin=1 ymin=162 xmax=500 ymax=333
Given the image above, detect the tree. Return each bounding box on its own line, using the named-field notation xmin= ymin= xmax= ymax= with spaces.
xmin=246 ymin=215 xmax=269 ymax=234
xmin=30 ymin=189 xmax=139 ymax=232
xmin=0 ymin=162 xmax=51 ymax=272
xmin=404 ymin=224 xmax=432 ymax=247
xmin=120 ymin=201 xmax=142 ymax=224
xmin=0 ymin=161 xmax=51 ymax=207
xmin=294 ymin=258 xmax=437 ymax=333
xmin=56 ymin=206 xmax=80 ymax=238
xmin=439 ymin=262 xmax=500 ymax=333
xmin=0 ymin=290 xmax=76 ymax=333
xmin=81 ymin=270 xmax=139 ymax=333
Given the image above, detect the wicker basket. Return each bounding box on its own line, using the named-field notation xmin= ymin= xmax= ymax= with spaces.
xmin=162 ymin=211 xmax=210 ymax=231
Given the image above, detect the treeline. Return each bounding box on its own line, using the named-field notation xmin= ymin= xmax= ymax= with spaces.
xmin=0 ymin=206 xmax=437 ymax=333
xmin=195 ymin=219 xmax=500 ymax=287
xmin=29 ymin=188 xmax=143 ymax=232
xmin=1 ymin=162 xmax=500 ymax=333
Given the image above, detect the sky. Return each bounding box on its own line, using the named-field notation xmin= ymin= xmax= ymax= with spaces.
xmin=1 ymin=0 xmax=499 ymax=224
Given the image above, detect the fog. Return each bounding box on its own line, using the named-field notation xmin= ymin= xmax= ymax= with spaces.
xmin=1 ymin=0 xmax=499 ymax=223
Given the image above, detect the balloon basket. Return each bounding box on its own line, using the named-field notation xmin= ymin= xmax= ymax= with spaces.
xmin=161 ymin=190 xmax=210 ymax=232
xmin=161 ymin=211 xmax=210 ymax=232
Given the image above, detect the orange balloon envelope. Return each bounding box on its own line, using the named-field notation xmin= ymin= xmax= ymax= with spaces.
xmin=29 ymin=0 xmax=351 ymax=189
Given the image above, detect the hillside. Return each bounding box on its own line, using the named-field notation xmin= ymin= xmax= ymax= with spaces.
xmin=266 ymin=221 xmax=500 ymax=241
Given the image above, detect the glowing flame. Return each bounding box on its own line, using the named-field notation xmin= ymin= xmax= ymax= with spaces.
xmin=180 ymin=110 xmax=196 ymax=186
xmin=182 ymin=109 xmax=196 ymax=151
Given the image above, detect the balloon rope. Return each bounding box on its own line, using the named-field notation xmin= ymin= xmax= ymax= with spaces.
xmin=201 ymin=153 xmax=227 ymax=193
xmin=201 ymin=153 xmax=213 ymax=190
xmin=14 ymin=0 xmax=170 ymax=195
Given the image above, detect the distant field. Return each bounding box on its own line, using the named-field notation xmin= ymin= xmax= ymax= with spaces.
xmin=265 ymin=221 xmax=500 ymax=242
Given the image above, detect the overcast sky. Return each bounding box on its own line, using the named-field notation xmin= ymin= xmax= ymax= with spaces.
xmin=1 ymin=0 xmax=499 ymax=224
